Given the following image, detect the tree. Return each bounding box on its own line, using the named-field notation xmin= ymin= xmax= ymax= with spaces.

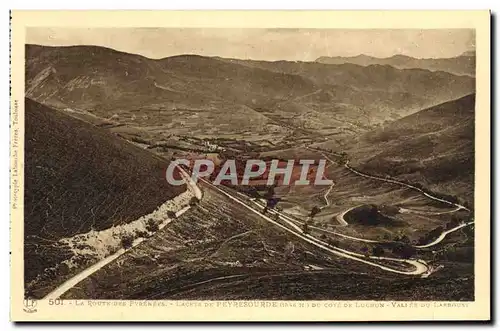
xmin=338 ymin=152 xmax=348 ymax=164
xmin=263 ymin=185 xmax=279 ymax=213
xmin=274 ymin=212 xmax=280 ymax=221
xmin=400 ymin=245 xmax=416 ymax=259
xmin=372 ymin=245 xmax=385 ymax=257
xmin=417 ymin=236 xmax=427 ymax=245
xmin=121 ymin=235 xmax=134 ymax=249
xmin=310 ymin=206 xmax=321 ymax=219
xmin=145 ymin=219 xmax=159 ymax=233
xmin=302 ymin=222 xmax=310 ymax=234
xmin=189 ymin=196 xmax=200 ymax=207
xmin=327 ymin=238 xmax=340 ymax=247
xmin=134 ymin=230 xmax=149 ymax=238
xmin=264 ymin=185 xmax=275 ymax=200
xmin=248 ymin=188 xmax=261 ymax=200
xmin=446 ymin=216 xmax=461 ymax=230
xmin=167 ymin=210 xmax=177 ymax=219
xmin=393 ymin=244 xmax=416 ymax=259
xmin=400 ymin=235 xmax=411 ymax=244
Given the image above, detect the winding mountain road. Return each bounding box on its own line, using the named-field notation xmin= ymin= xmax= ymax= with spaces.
xmin=307 ymin=147 xmax=473 ymax=246
xmin=204 ymin=181 xmax=428 ymax=276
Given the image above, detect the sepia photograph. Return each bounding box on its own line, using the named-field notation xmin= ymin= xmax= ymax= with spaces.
xmin=10 ymin=10 xmax=491 ymax=321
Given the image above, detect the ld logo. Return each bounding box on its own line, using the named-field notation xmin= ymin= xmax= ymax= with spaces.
xmin=23 ymin=297 xmax=37 ymax=313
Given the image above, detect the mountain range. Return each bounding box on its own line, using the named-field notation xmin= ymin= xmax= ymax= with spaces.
xmin=316 ymin=52 xmax=475 ymax=77
xmin=26 ymin=44 xmax=475 ymax=141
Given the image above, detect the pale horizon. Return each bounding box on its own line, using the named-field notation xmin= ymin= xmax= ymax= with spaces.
xmin=26 ymin=28 xmax=475 ymax=61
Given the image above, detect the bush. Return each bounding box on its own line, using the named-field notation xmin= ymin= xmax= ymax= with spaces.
xmin=166 ymin=210 xmax=177 ymax=219
xmin=145 ymin=219 xmax=159 ymax=233
xmin=134 ymin=230 xmax=149 ymax=238
xmin=302 ymin=223 xmax=310 ymax=234
xmin=379 ymin=204 xmax=400 ymax=216
xmin=310 ymin=206 xmax=321 ymax=218
xmin=372 ymin=245 xmax=385 ymax=257
xmin=121 ymin=235 xmax=134 ymax=249
xmin=327 ymin=239 xmax=339 ymax=247
xmin=392 ymin=244 xmax=416 ymax=259
xmin=399 ymin=235 xmax=411 ymax=244
xmin=189 ymin=197 xmax=200 ymax=207
xmin=446 ymin=216 xmax=461 ymax=229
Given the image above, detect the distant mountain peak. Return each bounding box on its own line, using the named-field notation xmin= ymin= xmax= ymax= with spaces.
xmin=461 ymin=50 xmax=475 ymax=57
xmin=388 ymin=54 xmax=412 ymax=59
xmin=315 ymin=52 xmax=475 ymax=76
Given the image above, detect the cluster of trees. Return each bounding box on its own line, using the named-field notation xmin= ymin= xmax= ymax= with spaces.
xmin=360 ymin=245 xmax=393 ymax=258
xmin=367 ymin=240 xmax=416 ymax=259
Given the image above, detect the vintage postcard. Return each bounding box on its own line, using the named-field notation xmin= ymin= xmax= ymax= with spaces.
xmin=10 ymin=10 xmax=490 ymax=321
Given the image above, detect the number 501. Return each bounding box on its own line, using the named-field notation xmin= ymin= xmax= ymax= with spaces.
xmin=48 ymin=298 xmax=63 ymax=305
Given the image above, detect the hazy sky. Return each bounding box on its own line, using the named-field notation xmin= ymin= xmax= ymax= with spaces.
xmin=26 ymin=28 xmax=475 ymax=61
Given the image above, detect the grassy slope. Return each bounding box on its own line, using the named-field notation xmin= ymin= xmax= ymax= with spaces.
xmin=347 ymin=94 xmax=475 ymax=204
xmin=24 ymin=98 xmax=185 ymax=289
